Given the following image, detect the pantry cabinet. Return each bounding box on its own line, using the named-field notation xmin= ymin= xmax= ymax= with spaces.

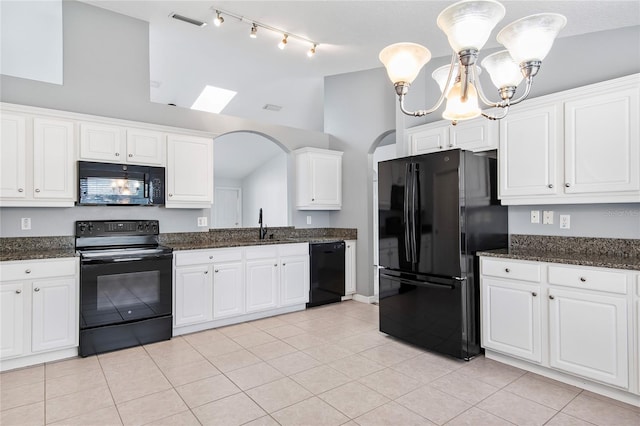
xmin=166 ymin=133 xmax=214 ymax=208
xmin=498 ymin=74 xmax=640 ymax=204
xmin=408 ymin=119 xmax=497 ymax=155
xmin=1 ymin=113 xmax=75 ymax=206
xmin=294 ymin=148 xmax=343 ymax=210
xmin=0 ymin=258 xmax=78 ymax=368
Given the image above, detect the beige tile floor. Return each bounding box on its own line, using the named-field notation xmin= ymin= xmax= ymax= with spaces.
xmin=1 ymin=301 xmax=639 ymax=426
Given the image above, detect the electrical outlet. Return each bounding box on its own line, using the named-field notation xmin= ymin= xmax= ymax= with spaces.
xmin=560 ymin=214 xmax=571 ymax=229
xmin=197 ymin=216 xmax=208 ymax=227
xmin=543 ymin=211 xmax=554 ymax=225
xmin=530 ymin=210 xmax=540 ymax=224
xmin=306 ymin=215 xmax=312 ymax=225
xmin=21 ymin=217 xmax=31 ymax=230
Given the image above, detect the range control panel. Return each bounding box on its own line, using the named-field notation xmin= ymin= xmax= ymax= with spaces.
xmin=75 ymin=220 xmax=159 ymax=237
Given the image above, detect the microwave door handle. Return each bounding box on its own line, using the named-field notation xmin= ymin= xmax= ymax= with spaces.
xmin=144 ymin=173 xmax=150 ymax=198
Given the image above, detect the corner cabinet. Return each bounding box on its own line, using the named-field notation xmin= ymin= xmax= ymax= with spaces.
xmin=1 ymin=113 xmax=75 ymax=207
xmin=294 ymin=148 xmax=343 ymax=210
xmin=166 ymin=134 xmax=214 ymax=208
xmin=499 ymin=74 xmax=640 ymax=205
xmin=0 ymin=258 xmax=79 ymax=371
xmin=407 ymin=118 xmax=497 ymax=155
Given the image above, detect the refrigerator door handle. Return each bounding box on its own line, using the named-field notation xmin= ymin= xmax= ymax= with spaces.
xmin=411 ymin=163 xmax=419 ymax=264
xmin=380 ymin=272 xmax=456 ymax=290
xmin=403 ymin=163 xmax=412 ymax=263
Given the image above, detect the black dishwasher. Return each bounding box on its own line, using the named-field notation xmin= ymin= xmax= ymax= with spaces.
xmin=308 ymin=241 xmax=345 ymax=307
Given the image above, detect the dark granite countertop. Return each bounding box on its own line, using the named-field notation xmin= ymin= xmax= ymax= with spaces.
xmin=165 ymin=236 xmax=350 ymax=251
xmin=478 ymin=235 xmax=640 ymax=271
xmin=1 ymin=248 xmax=78 ymax=262
xmin=477 ymin=248 xmax=640 ymax=271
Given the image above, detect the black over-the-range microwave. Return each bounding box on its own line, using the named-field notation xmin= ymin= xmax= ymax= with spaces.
xmin=77 ymin=161 xmax=165 ymax=206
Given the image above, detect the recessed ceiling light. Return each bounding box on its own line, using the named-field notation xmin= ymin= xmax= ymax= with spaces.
xmin=191 ymin=85 xmax=237 ymax=114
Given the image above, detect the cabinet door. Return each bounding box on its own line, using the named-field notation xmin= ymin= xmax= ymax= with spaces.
xmin=213 ymin=262 xmax=244 ymax=319
xmin=245 ymin=259 xmax=278 ymax=313
xmin=33 ymin=118 xmax=75 ymax=200
xmin=174 ymin=265 xmax=213 ymax=326
xmin=0 ymin=113 xmax=27 ymax=198
xmin=79 ymin=123 xmax=124 ymax=162
xmin=126 ymin=128 xmax=165 ymax=166
xmin=280 ymin=255 xmax=309 ymax=306
xmin=481 ymin=278 xmax=542 ymax=363
xmin=548 ymin=288 xmax=628 ymax=388
xmin=345 ymin=240 xmax=357 ymax=295
xmin=166 ymin=134 xmax=213 ymax=206
xmin=451 ymin=119 xmax=497 ymax=152
xmin=499 ymin=104 xmax=560 ymax=197
xmin=310 ymin=153 xmax=342 ymax=207
xmin=31 ymin=278 xmax=77 ymax=353
xmin=564 ymin=88 xmax=640 ymax=194
xmin=0 ymin=283 xmax=25 ymax=359
xmin=409 ymin=126 xmax=449 ymax=154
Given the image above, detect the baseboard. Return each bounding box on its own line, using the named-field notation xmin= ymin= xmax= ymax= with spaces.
xmin=352 ymin=294 xmax=377 ymax=304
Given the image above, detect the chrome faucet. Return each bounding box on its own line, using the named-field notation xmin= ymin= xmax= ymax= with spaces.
xmin=258 ymin=208 xmax=267 ymax=240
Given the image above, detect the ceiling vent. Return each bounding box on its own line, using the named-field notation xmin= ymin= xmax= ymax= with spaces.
xmin=169 ymin=13 xmax=207 ymax=28
xmin=263 ymin=104 xmax=282 ymax=112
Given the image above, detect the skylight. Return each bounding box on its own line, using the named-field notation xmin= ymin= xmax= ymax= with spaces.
xmin=191 ymin=85 xmax=237 ymax=114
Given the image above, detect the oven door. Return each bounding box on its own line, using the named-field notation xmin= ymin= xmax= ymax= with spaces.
xmin=80 ymin=254 xmax=172 ymax=330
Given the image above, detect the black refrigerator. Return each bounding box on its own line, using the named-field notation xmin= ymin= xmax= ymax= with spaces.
xmin=377 ymin=149 xmax=507 ymax=360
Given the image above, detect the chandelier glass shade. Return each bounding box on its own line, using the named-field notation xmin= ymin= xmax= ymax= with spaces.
xmin=379 ymin=0 xmax=566 ymax=122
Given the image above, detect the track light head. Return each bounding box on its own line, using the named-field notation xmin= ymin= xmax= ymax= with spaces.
xmin=250 ymin=24 xmax=258 ymax=38
xmin=307 ymin=44 xmax=317 ymax=58
xmin=278 ymin=34 xmax=288 ymax=50
xmin=213 ymin=11 xmax=224 ymax=27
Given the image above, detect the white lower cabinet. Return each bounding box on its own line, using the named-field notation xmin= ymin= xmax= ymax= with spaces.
xmin=345 ymin=240 xmax=357 ymax=295
xmin=173 ymin=243 xmax=309 ymax=333
xmin=482 ymin=278 xmax=541 ymax=363
xmin=0 ymin=258 xmax=78 ymax=369
xmin=548 ymin=288 xmax=628 ymax=388
xmin=174 ymin=265 xmax=212 ymax=326
xmin=480 ymin=257 xmax=637 ymax=403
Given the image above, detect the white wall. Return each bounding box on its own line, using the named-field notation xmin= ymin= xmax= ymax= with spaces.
xmin=242 ymin=153 xmax=288 ymax=228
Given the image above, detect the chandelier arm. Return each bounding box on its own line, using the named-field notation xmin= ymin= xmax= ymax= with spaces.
xmin=482 ymin=105 xmax=510 ymax=120
xmin=397 ymin=52 xmax=458 ymax=118
xmin=473 ymin=65 xmax=503 ymax=108
xmin=506 ymin=77 xmax=533 ymax=106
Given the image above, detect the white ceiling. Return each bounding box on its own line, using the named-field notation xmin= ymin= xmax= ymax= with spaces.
xmin=83 ymin=1 xmax=639 ymax=132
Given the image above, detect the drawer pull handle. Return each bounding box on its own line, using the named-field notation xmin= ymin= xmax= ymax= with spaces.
xmin=204 ymin=271 xmax=208 ymax=274
xmin=35 ymin=188 xmax=41 ymax=193
xmin=565 ymin=183 xmax=571 ymax=188
xmin=128 ymin=154 xmax=133 ymax=157
xmin=18 ymin=188 xmax=24 ymax=192
xmin=531 ymin=292 xmax=537 ymax=297
xmin=274 ymin=264 xmax=278 ymax=267
xmin=549 ymin=295 xmax=555 ymax=300
xmin=283 ymin=263 xmax=286 ymax=266
xmin=547 ymin=184 xmax=553 ymax=189
xmin=504 ymin=268 xmax=510 ymax=273
xmin=579 ymin=277 xmax=586 ymax=282
xmin=209 ymin=256 xmax=213 ymax=260
xmin=15 ymin=289 xmax=22 ymax=294
xmin=215 ymin=269 xmax=219 ymax=273
xmin=168 ymin=193 xmax=173 ymax=197
xmin=25 ymin=269 xmax=31 ymax=274
xmin=115 ymin=152 xmax=120 ymax=157
xmin=34 ymin=287 xmax=40 ymax=292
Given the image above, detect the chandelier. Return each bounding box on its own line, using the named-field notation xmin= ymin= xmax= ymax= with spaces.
xmin=379 ymin=0 xmax=566 ymax=123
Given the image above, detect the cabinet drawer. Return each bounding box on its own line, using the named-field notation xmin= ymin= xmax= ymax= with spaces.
xmin=482 ymin=258 xmax=541 ymax=282
xmin=0 ymin=258 xmax=77 ymax=281
xmin=279 ymin=243 xmax=309 ymax=257
xmin=548 ymin=265 xmax=627 ymax=294
xmin=175 ymin=248 xmax=242 ymax=266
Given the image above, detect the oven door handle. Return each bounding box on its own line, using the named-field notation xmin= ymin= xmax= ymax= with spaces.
xmin=81 ymin=254 xmax=173 ymax=264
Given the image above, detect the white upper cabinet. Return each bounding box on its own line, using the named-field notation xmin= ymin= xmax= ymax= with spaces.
xmin=499 ymin=103 xmax=560 ymax=198
xmin=80 ymin=123 xmax=165 ymax=166
xmin=295 ymin=148 xmax=343 ymax=210
xmin=1 ymin=113 xmax=75 ymax=206
xmin=499 ymin=74 xmax=640 ymax=204
xmin=408 ymin=119 xmax=497 ymax=155
xmin=166 ymin=133 xmax=214 ymax=208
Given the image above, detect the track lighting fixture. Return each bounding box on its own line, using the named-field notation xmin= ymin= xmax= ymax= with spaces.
xmin=205 ymin=7 xmax=319 ymax=58
xmin=278 ymin=34 xmax=288 ymax=50
xmin=307 ymin=44 xmax=316 ymax=58
xmin=213 ymin=10 xmax=224 ymax=27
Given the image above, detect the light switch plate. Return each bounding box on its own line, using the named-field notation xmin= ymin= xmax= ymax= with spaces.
xmin=530 ymin=210 xmax=540 ymax=224
xmin=543 ymin=211 xmax=554 ymax=225
xmin=197 ymin=216 xmax=208 ymax=227
xmin=560 ymin=214 xmax=570 ymax=229
xmin=306 ymin=215 xmax=312 ymax=225
xmin=21 ymin=217 xmax=31 ymax=230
